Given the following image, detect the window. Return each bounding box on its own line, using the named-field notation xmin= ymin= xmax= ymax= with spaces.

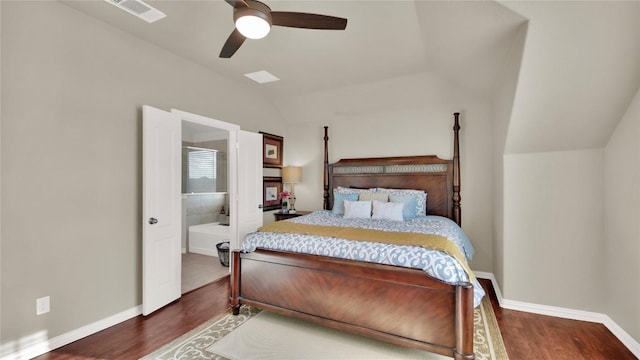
xmin=182 ymin=147 xmax=217 ymax=193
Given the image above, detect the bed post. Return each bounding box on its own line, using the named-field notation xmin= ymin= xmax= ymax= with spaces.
xmin=454 ymin=282 xmax=475 ymax=360
xmin=323 ymin=126 xmax=330 ymax=210
xmin=452 ymin=113 xmax=461 ymax=227
xmin=230 ymin=250 xmax=241 ymax=315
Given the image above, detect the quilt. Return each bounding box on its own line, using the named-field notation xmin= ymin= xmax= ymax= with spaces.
xmin=242 ymin=211 xmax=485 ymax=306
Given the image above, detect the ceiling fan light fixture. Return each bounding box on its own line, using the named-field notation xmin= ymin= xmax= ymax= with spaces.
xmin=233 ymin=0 xmax=273 ymax=39
xmin=235 ymin=15 xmax=271 ymax=39
xmin=221 ymin=0 xmax=347 ymax=58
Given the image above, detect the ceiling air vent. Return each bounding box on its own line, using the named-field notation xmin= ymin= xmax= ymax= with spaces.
xmin=104 ymin=0 xmax=166 ymax=23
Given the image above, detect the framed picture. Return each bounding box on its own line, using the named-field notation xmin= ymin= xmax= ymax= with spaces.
xmin=260 ymin=132 xmax=283 ymax=168
xmin=263 ymin=177 xmax=283 ymax=211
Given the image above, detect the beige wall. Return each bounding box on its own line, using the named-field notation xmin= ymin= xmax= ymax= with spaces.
xmin=503 ymin=150 xmax=605 ymax=310
xmin=604 ymin=88 xmax=640 ymax=340
xmin=284 ymin=72 xmax=495 ymax=272
xmin=498 ymin=88 xmax=639 ymax=344
xmin=0 ymin=1 xmax=284 ymax=345
xmin=496 ymin=2 xmax=639 ymax=346
xmin=491 ymin=22 xmax=528 ymax=289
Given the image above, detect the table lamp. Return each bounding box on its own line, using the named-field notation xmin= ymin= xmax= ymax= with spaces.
xmin=282 ymin=166 xmax=302 ymax=213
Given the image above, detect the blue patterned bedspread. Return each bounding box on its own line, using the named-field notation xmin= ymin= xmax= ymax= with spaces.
xmin=242 ymin=210 xmax=485 ymax=306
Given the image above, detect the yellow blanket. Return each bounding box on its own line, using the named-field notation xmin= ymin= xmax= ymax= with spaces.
xmin=258 ymin=221 xmax=475 ymax=283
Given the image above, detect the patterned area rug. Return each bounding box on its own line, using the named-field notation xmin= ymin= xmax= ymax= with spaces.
xmin=141 ymin=296 xmax=508 ymax=360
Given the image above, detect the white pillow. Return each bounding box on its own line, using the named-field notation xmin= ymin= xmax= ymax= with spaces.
xmin=379 ymin=188 xmax=427 ymax=218
xmin=371 ymin=200 xmax=404 ymax=221
xmin=343 ymin=200 xmax=372 ymax=219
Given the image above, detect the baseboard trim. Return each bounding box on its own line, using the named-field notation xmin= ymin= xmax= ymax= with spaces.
xmin=474 ymin=271 xmax=640 ymax=358
xmin=601 ymin=314 xmax=640 ymax=358
xmin=0 ymin=305 xmax=142 ymax=360
xmin=4 ymin=272 xmax=639 ymax=359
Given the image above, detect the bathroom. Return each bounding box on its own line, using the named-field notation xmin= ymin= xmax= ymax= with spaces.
xmin=181 ymin=122 xmax=231 ymax=293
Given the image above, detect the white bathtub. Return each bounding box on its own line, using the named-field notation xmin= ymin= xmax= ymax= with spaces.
xmin=188 ymin=222 xmax=230 ymax=257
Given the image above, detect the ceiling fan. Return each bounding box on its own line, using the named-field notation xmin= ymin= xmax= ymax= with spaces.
xmin=220 ymin=0 xmax=348 ymax=58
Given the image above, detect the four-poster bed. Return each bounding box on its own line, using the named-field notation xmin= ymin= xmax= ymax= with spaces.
xmin=230 ymin=113 xmax=478 ymax=360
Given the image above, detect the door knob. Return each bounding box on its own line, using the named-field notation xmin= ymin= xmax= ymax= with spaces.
xmin=148 ymin=217 xmax=158 ymax=225
xmin=258 ymin=204 xmax=264 ymax=209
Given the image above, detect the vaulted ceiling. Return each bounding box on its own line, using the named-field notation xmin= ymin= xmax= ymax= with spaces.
xmin=501 ymin=1 xmax=640 ymax=154
xmin=62 ymin=0 xmax=639 ymax=154
xmin=63 ymin=1 xmax=523 ymax=97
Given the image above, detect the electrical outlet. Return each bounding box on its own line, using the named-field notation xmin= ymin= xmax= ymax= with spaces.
xmin=36 ymin=296 xmax=50 ymax=315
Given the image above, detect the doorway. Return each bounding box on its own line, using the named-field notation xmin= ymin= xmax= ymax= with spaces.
xmin=143 ymin=106 xmax=262 ymax=315
xmin=180 ymin=121 xmax=231 ymax=293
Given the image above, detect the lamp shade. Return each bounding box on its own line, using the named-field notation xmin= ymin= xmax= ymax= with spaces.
xmin=282 ymin=166 xmax=302 ymax=184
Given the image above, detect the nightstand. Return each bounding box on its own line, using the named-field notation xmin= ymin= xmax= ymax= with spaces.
xmin=273 ymin=210 xmax=312 ymax=221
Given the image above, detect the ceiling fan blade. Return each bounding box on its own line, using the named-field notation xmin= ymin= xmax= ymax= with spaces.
xmin=219 ymin=28 xmax=246 ymax=58
xmin=271 ymin=12 xmax=347 ymax=30
xmin=224 ymin=0 xmax=249 ymax=9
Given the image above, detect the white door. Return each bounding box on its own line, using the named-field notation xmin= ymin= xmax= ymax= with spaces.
xmin=236 ymin=130 xmax=264 ymax=247
xmin=142 ymin=105 xmax=181 ymax=316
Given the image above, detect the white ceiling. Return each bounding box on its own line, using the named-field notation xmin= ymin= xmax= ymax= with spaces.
xmin=60 ymin=1 xmax=640 ymax=154
xmin=61 ymin=0 xmax=525 ymax=103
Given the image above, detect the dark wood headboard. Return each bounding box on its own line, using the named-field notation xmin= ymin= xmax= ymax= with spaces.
xmin=322 ymin=113 xmax=461 ymax=226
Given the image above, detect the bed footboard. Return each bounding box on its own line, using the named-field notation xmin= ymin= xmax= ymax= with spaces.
xmin=230 ymin=249 xmax=474 ymax=360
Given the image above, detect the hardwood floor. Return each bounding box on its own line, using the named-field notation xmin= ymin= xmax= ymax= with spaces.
xmin=478 ymin=279 xmax=637 ymax=360
xmin=33 ymin=277 xmax=230 ymax=360
xmin=35 ymin=277 xmax=636 ymax=360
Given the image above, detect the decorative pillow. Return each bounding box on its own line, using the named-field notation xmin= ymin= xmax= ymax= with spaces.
xmin=343 ymin=200 xmax=372 ymax=219
xmin=334 ymin=186 xmax=370 ymax=195
xmin=380 ymin=188 xmax=427 ymax=215
xmin=358 ymin=191 xmax=389 ymax=202
xmin=371 ymin=200 xmax=404 ymax=221
xmin=389 ymin=194 xmax=420 ymax=220
xmin=332 ymin=192 xmax=359 ymax=215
